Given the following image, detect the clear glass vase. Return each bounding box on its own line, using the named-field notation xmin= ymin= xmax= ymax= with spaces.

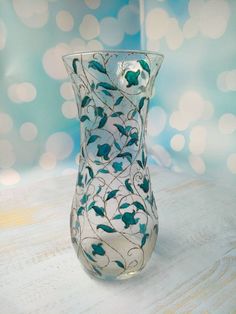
xmin=63 ymin=50 xmax=164 ymax=280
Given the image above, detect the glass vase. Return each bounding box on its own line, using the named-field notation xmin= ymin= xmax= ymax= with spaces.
xmin=63 ymin=50 xmax=164 ymax=280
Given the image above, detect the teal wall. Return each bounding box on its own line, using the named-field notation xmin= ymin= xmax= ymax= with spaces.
xmin=0 ymin=0 xmax=235 ymax=187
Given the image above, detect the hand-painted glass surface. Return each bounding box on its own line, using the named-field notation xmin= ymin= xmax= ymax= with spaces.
xmin=64 ymin=50 xmax=163 ymax=279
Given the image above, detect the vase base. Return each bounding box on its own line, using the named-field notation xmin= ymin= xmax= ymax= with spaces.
xmin=84 ymin=265 xmax=144 ymax=281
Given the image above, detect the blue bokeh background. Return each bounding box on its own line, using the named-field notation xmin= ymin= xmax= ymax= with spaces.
xmin=0 ymin=0 xmax=235 ymax=187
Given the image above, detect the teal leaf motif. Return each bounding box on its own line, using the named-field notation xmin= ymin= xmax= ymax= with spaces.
xmin=92 ymin=265 xmax=102 ymax=276
xmin=80 ymin=115 xmax=90 ymax=122
xmin=98 ymin=114 xmax=107 ymax=128
xmin=97 ymin=143 xmax=111 ymax=160
xmin=125 ymin=70 xmax=140 ymax=87
xmin=81 ymin=96 xmax=91 ymax=108
xmin=92 ymin=205 xmax=105 ymax=217
xmin=125 ymin=179 xmax=134 ymax=193
xmin=84 ymin=251 xmax=96 ymax=262
xmin=131 ymin=109 xmax=137 ymax=119
xmin=138 ymin=59 xmax=150 ymax=75
xmin=81 ymin=146 xmax=85 ymax=158
xmin=81 ymin=194 xmax=89 ymax=205
xmin=142 ymin=150 xmax=147 ymax=167
xmin=137 ymin=160 xmax=143 ymax=169
xmin=114 ymin=96 xmax=124 ymax=106
xmin=98 ymin=168 xmax=109 ymax=174
xmin=138 ymin=97 xmax=147 ymax=112
xmin=132 ymin=201 xmax=146 ymax=212
xmin=88 ymin=200 xmax=96 ymax=211
xmin=96 ymin=82 xmax=117 ymax=90
xmin=94 ymin=160 xmax=102 ymax=165
xmin=111 ymin=112 xmax=123 ymax=117
xmin=139 ymin=223 xmax=146 ymax=235
xmin=154 ymin=224 xmax=159 ymax=234
xmin=72 ymin=58 xmax=79 ymax=74
xmin=125 ymin=125 xmax=132 ymax=133
xmin=92 ymin=243 xmax=105 ymax=256
xmin=101 ymin=89 xmax=112 ymax=97
xmin=86 ymin=166 xmax=94 ymax=179
xmin=97 ymin=185 xmax=102 ymax=194
xmin=113 ymin=214 xmax=122 ymax=220
xmin=112 ymin=161 xmax=123 ymax=173
xmin=120 ymin=202 xmax=130 ymax=209
xmin=122 ymin=210 xmax=139 ymax=229
xmin=77 ymin=173 xmax=83 ymax=187
xmin=88 ymin=60 xmax=107 ymax=74
xmin=77 ymin=206 xmax=84 ymax=216
xmin=117 ymin=152 xmax=132 ymax=163
xmin=106 ymin=189 xmax=119 ymax=201
xmin=127 ymin=136 xmax=138 ymax=147
xmin=91 ymin=82 xmax=95 ymax=91
xmin=97 ymin=224 xmax=116 ymax=233
xmin=94 ymin=106 xmax=104 ymax=117
xmin=114 ymin=124 xmax=127 ymax=137
xmin=139 ymin=176 xmax=149 ymax=193
xmin=114 ymin=140 xmax=122 ymax=151
xmin=141 ymin=233 xmax=149 ymax=248
xmin=87 ymin=135 xmax=100 ymax=145
xmin=115 ymin=260 xmax=125 ymax=269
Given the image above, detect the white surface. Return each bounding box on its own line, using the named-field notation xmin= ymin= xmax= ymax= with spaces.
xmin=0 ymin=167 xmax=236 ymax=314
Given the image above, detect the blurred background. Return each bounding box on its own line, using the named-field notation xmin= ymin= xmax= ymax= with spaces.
xmin=0 ymin=0 xmax=235 ymax=188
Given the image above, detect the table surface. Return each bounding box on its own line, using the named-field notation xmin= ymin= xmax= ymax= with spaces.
xmin=0 ymin=167 xmax=236 ymax=314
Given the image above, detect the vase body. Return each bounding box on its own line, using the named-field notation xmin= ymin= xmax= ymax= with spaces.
xmin=63 ymin=50 xmax=163 ymax=280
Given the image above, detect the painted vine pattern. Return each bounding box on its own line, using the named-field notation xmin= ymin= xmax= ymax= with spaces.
xmin=68 ymin=52 xmax=161 ymax=278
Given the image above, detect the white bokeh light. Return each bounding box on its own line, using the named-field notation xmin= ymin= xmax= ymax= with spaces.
xmin=183 ymin=18 xmax=199 ymax=39
xmin=79 ymin=15 xmax=100 ymax=40
xmin=61 ymin=101 xmax=77 ymax=119
xmin=185 ymin=0 xmax=230 ymax=39
xmin=189 ymin=125 xmax=207 ymax=155
xmin=43 ymin=43 xmax=71 ymax=80
xmin=84 ymin=0 xmax=101 ymax=9
xmin=217 ymin=69 xmax=236 ymax=92
xmin=13 ymin=0 xmax=49 ymax=28
xmin=189 ymin=154 xmax=206 ymax=174
xmin=99 ymin=17 xmax=124 ymax=46
xmin=118 ymin=4 xmax=140 ymax=35
xmin=170 ymin=134 xmax=185 ymax=151
xmin=147 ymin=107 xmax=167 ymax=136
xmin=56 ymin=10 xmax=74 ymax=32
xmin=146 ymin=8 xmax=169 ymax=40
xmin=45 ymin=132 xmax=74 ymax=160
xmin=87 ymin=39 xmax=103 ymax=51
xmin=8 ymin=82 xmax=37 ymax=103
xmin=0 ymin=19 xmax=7 ymax=50
xmin=0 ymin=140 xmax=16 ymax=168
xmin=166 ymin=18 xmax=184 ymax=50
xmin=39 ymin=152 xmax=57 ymax=170
xmin=170 ymin=91 xmax=212 ymax=131
xmin=70 ymin=38 xmax=86 ymax=51
xmin=20 ymin=122 xmax=38 ymax=141
xmin=0 ymin=113 xmax=13 ymax=134
xmin=227 ymin=153 xmax=236 ymax=174
xmin=169 ymin=110 xmax=190 ymax=131
xmin=0 ymin=169 xmax=20 ymax=185
xmin=218 ymin=113 xmax=236 ymax=135
xmin=60 ymin=82 xmax=74 ymax=100
xmin=179 ymin=91 xmax=205 ymax=122
xmin=202 ymin=101 xmax=214 ymax=120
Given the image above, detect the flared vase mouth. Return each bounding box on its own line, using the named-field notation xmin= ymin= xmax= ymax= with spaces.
xmin=62 ymin=49 xmax=164 ymax=62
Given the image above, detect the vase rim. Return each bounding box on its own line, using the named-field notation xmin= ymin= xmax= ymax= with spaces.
xmin=62 ymin=49 xmax=164 ymax=60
